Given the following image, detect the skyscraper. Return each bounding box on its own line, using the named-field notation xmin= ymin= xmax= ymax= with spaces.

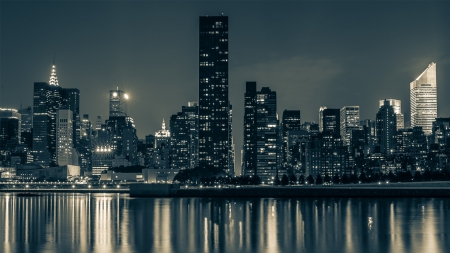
xmin=322 ymin=109 xmax=340 ymax=137
xmin=410 ymin=62 xmax=437 ymax=135
xmin=198 ymin=15 xmax=230 ymax=172
xmin=340 ymin=106 xmax=360 ymax=147
xmin=379 ymin=99 xmax=404 ymax=130
xmin=243 ymin=84 xmax=279 ymax=182
xmin=62 ymin=88 xmax=80 ymax=146
xmin=243 ymin=82 xmax=257 ymax=177
xmin=109 ymin=89 xmax=128 ymax=117
xmin=376 ymin=100 xmax=396 ymax=154
xmin=32 ymin=65 xmax=63 ymax=167
xmin=169 ymin=104 xmax=200 ymax=170
xmin=281 ymin=110 xmax=301 ymax=171
xmin=56 ymin=109 xmax=73 ymax=166
xmin=0 ymin=108 xmax=21 ymax=151
xmin=319 ymin=106 xmax=327 ymax=132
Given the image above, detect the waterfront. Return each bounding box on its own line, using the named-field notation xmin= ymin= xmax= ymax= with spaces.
xmin=1 ymin=193 xmax=450 ymax=253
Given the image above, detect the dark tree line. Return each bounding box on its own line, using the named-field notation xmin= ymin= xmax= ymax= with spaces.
xmin=173 ymin=167 xmax=450 ymax=186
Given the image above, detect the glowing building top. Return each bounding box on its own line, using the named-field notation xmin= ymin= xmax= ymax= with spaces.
xmin=49 ymin=65 xmax=59 ymax=86
xmin=109 ymin=88 xmax=128 ymax=117
xmin=155 ymin=119 xmax=170 ymax=138
xmin=410 ymin=62 xmax=437 ymax=135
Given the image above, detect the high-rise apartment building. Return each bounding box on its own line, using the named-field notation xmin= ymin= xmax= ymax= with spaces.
xmin=56 ymin=109 xmax=73 ymax=166
xmin=170 ymin=102 xmax=199 ymax=170
xmin=198 ymin=15 xmax=230 ymax=172
xmin=379 ymin=99 xmax=404 ymax=130
xmin=340 ymin=106 xmax=360 ymax=147
xmin=410 ymin=62 xmax=437 ymax=135
xmin=243 ymin=83 xmax=279 ymax=182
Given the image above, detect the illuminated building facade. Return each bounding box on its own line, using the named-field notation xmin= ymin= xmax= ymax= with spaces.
xmin=310 ymin=132 xmax=349 ymax=177
xmin=340 ymin=106 xmax=360 ymax=147
xmin=56 ymin=109 xmax=74 ymax=166
xmin=152 ymin=119 xmax=170 ymax=169
xmin=170 ymin=102 xmax=199 ymax=170
xmin=198 ymin=15 xmax=231 ymax=172
xmin=410 ymin=62 xmax=437 ymax=135
xmin=243 ymin=84 xmax=279 ymax=182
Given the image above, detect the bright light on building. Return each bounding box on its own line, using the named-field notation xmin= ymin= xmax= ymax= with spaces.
xmin=124 ymin=93 xmax=129 ymax=99
xmin=113 ymin=92 xmax=117 ymax=97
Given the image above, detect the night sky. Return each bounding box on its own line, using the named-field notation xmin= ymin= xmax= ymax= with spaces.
xmin=1 ymin=1 xmax=449 ymax=174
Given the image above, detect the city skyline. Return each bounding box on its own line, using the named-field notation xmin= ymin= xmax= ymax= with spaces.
xmin=1 ymin=1 xmax=450 ymax=174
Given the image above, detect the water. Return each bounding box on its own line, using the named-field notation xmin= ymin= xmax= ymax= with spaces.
xmin=1 ymin=193 xmax=450 ymax=253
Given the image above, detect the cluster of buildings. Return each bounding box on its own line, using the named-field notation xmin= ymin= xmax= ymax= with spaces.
xmin=0 ymin=15 xmax=449 ymax=184
xmin=242 ymin=62 xmax=448 ymax=183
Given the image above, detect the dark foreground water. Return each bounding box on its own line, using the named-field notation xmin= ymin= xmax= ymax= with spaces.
xmin=1 ymin=193 xmax=450 ymax=253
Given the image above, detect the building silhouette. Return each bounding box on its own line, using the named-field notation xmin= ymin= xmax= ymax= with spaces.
xmin=410 ymin=62 xmax=437 ymax=135
xmin=322 ymin=108 xmax=340 ymax=137
xmin=281 ymin=110 xmax=301 ymax=172
xmin=379 ymin=99 xmax=404 ymax=130
xmin=376 ymin=100 xmax=397 ymax=154
xmin=56 ymin=109 xmax=74 ymax=166
xmin=198 ymin=15 xmax=231 ymax=173
xmin=243 ymin=82 xmax=257 ymax=177
xmin=319 ymin=106 xmax=327 ymax=132
xmin=170 ymin=102 xmax=199 ymax=170
xmin=0 ymin=108 xmax=21 ymax=151
xmin=243 ymin=83 xmax=279 ymax=182
xmin=109 ymin=89 xmax=128 ymax=117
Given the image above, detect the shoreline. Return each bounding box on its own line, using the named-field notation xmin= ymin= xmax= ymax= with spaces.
xmin=2 ymin=182 xmax=450 ymax=197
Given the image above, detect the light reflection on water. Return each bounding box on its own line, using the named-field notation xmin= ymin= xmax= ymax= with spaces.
xmin=1 ymin=193 xmax=450 ymax=253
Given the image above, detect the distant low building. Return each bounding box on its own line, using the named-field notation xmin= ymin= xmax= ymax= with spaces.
xmin=100 ymin=165 xmax=145 ymax=182
xmin=142 ymin=168 xmax=180 ymax=183
xmin=16 ymin=163 xmax=80 ymax=181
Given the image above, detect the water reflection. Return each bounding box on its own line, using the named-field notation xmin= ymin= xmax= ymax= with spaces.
xmin=1 ymin=194 xmax=450 ymax=253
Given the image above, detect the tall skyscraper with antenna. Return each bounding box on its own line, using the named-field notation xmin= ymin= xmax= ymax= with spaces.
xmin=32 ymin=64 xmax=80 ymax=167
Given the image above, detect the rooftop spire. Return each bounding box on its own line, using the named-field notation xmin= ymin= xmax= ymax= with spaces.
xmin=49 ymin=64 xmax=59 ymax=86
xmin=162 ymin=118 xmax=166 ymax=130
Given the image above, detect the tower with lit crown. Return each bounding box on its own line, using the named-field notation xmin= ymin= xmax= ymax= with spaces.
xmin=32 ymin=64 xmax=80 ymax=167
xmin=109 ymin=89 xmax=128 ymax=117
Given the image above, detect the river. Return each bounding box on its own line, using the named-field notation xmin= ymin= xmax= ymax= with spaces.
xmin=1 ymin=193 xmax=449 ymax=253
